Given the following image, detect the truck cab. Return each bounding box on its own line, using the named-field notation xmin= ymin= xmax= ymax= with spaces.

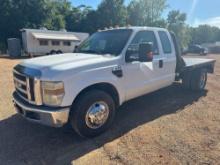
xmin=13 ymin=27 xmax=215 ymax=137
xmin=122 ymin=28 xmax=176 ymax=100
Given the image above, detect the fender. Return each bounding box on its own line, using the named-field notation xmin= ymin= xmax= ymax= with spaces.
xmin=60 ymin=65 xmax=125 ymax=107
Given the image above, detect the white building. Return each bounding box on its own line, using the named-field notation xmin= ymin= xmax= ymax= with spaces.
xmin=21 ymin=28 xmax=89 ymax=56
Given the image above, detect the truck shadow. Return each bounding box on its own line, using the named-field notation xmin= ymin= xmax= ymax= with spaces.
xmin=0 ymin=82 xmax=207 ymax=165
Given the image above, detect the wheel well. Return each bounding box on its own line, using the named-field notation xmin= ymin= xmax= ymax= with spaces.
xmin=72 ymin=83 xmax=120 ymax=108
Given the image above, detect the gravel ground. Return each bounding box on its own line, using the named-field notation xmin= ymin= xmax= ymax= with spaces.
xmin=0 ymin=54 xmax=220 ymax=165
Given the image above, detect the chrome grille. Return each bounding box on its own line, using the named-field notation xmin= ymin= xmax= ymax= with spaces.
xmin=13 ymin=70 xmax=30 ymax=101
xmin=13 ymin=69 xmax=41 ymax=104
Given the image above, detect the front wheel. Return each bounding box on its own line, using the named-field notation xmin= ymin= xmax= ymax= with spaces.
xmin=69 ymin=90 xmax=116 ymax=137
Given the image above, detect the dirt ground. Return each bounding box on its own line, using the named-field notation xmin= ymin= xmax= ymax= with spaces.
xmin=0 ymin=54 xmax=220 ymax=165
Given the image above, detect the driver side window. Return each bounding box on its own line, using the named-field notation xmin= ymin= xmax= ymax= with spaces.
xmin=125 ymin=31 xmax=159 ymax=62
xmin=130 ymin=31 xmax=159 ymax=55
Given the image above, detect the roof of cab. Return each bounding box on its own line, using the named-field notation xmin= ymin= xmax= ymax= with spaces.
xmin=99 ymin=26 xmax=167 ymax=32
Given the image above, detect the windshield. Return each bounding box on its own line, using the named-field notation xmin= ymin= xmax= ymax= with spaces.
xmin=76 ymin=29 xmax=132 ymax=56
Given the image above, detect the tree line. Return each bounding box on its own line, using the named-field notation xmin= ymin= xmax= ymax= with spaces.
xmin=0 ymin=0 xmax=220 ymax=52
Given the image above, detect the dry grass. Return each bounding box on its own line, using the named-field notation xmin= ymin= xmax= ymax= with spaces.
xmin=0 ymin=54 xmax=220 ymax=165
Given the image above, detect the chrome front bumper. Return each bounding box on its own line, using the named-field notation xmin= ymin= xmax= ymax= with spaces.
xmin=13 ymin=92 xmax=70 ymax=127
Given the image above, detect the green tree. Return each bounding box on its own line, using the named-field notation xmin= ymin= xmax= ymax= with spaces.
xmin=96 ymin=0 xmax=127 ymax=28
xmin=76 ymin=0 xmax=127 ymax=33
xmin=127 ymin=0 xmax=167 ymax=26
xmin=43 ymin=0 xmax=70 ymax=30
xmin=2 ymin=0 xmax=220 ymax=53
xmin=167 ymin=10 xmax=191 ymax=48
xmin=65 ymin=6 xmax=93 ymax=32
xmin=190 ymin=25 xmax=220 ymax=44
xmin=0 ymin=0 xmax=49 ymax=51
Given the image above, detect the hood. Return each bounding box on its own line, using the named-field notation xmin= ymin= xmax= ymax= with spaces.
xmin=19 ymin=53 xmax=117 ymax=79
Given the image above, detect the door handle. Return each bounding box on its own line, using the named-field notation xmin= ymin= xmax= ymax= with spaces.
xmin=159 ymin=60 xmax=163 ymax=68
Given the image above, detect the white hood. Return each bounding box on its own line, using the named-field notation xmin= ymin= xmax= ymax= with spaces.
xmin=20 ymin=53 xmax=117 ymax=80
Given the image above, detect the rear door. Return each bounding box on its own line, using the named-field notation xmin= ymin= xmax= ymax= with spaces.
xmin=157 ymin=31 xmax=176 ymax=86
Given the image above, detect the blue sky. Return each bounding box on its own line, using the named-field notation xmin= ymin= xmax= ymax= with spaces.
xmin=71 ymin=0 xmax=220 ymax=27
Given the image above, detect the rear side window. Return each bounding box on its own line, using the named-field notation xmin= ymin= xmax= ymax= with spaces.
xmin=131 ymin=31 xmax=159 ymax=55
xmin=52 ymin=41 xmax=60 ymax=46
xmin=158 ymin=31 xmax=172 ymax=54
xmin=39 ymin=40 xmax=48 ymax=46
xmin=63 ymin=41 xmax=71 ymax=46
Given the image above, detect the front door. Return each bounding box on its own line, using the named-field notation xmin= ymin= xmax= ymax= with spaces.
xmin=122 ymin=30 xmax=173 ymax=101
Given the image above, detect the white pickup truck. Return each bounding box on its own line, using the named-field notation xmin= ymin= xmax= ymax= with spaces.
xmin=13 ymin=27 xmax=216 ymax=137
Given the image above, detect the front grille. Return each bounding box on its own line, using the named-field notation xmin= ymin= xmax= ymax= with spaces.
xmin=29 ymin=77 xmax=35 ymax=101
xmin=13 ymin=70 xmax=35 ymax=103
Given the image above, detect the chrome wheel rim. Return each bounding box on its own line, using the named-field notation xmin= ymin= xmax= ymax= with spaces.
xmin=200 ymin=71 xmax=206 ymax=89
xmin=85 ymin=101 xmax=109 ymax=129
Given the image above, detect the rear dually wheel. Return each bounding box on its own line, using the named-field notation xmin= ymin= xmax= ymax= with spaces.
xmin=191 ymin=69 xmax=207 ymax=91
xmin=182 ymin=68 xmax=207 ymax=91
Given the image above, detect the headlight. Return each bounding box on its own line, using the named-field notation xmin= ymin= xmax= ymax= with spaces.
xmin=41 ymin=81 xmax=65 ymax=106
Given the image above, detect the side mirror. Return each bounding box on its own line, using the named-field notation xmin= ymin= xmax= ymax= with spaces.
xmin=125 ymin=44 xmax=139 ymax=62
xmin=138 ymin=42 xmax=153 ymax=62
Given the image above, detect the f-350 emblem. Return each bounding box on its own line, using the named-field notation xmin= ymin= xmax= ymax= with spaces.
xmin=112 ymin=65 xmax=123 ymax=78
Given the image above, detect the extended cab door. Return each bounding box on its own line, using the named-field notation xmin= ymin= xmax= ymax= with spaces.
xmin=156 ymin=31 xmax=176 ymax=87
xmin=123 ymin=30 xmax=176 ymax=101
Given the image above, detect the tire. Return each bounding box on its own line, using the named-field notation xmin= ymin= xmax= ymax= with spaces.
xmin=200 ymin=50 xmax=206 ymax=56
xmin=28 ymin=53 xmax=33 ymax=58
xmin=56 ymin=50 xmax=63 ymax=54
xmin=190 ymin=69 xmax=207 ymax=91
xmin=69 ymin=90 xmax=116 ymax=137
xmin=50 ymin=50 xmax=56 ymax=55
xmin=182 ymin=72 xmax=192 ymax=89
